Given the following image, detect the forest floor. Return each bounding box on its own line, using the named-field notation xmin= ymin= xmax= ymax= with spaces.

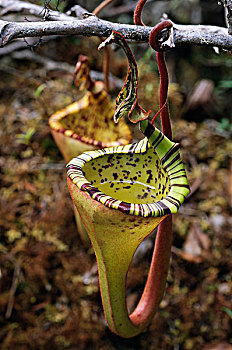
xmin=0 ymin=37 xmax=231 ymax=350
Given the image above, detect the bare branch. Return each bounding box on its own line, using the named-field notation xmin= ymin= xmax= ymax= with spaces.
xmin=173 ymin=23 xmax=231 ymax=51
xmin=0 ymin=15 xmax=231 ymax=52
xmin=0 ymin=1 xmax=231 ymax=51
xmin=0 ymin=0 xmax=67 ymax=20
xmin=0 ymin=16 xmax=146 ymax=47
xmin=0 ymin=0 xmax=87 ymax=20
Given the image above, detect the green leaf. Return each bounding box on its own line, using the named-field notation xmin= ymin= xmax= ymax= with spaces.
xmin=222 ymin=307 xmax=232 ymax=319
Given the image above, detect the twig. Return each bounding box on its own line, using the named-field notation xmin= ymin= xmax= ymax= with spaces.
xmin=0 ymin=40 xmax=27 ymax=55
xmin=0 ymin=34 xmax=60 ymax=55
xmin=0 ymin=0 xmax=79 ymax=20
xmin=5 ymin=257 xmax=22 ymax=319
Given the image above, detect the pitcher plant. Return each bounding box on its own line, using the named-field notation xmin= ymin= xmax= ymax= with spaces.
xmin=49 ymin=55 xmax=131 ymax=242
xmin=67 ymin=18 xmax=190 ymax=338
xmin=49 ymin=55 xmax=131 ymax=162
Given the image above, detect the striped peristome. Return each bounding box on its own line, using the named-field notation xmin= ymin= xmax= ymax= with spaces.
xmin=67 ymin=119 xmax=190 ymax=218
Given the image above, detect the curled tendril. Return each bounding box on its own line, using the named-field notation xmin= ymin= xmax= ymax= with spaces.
xmin=134 ymin=0 xmax=174 ymax=52
xmin=99 ymin=32 xmax=150 ymax=124
xmin=134 ymin=0 xmax=174 ymax=137
xmin=149 ymin=20 xmax=175 ymax=52
xmin=148 ymin=20 xmax=174 ymax=139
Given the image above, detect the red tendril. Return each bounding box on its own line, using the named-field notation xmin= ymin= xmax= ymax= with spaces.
xmin=149 ymin=21 xmax=173 ymax=139
xmin=129 ymin=0 xmax=173 ymax=331
xmin=134 ymin=0 xmax=173 ymax=139
xmin=134 ymin=0 xmax=147 ymax=26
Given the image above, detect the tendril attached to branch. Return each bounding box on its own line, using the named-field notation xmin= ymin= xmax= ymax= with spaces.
xmin=133 ymin=2 xmax=174 ymax=332
xmin=134 ymin=0 xmax=173 ymax=139
xmin=149 ymin=21 xmax=173 ymax=140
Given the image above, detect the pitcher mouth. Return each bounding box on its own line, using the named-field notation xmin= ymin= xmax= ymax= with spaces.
xmin=67 ymin=135 xmax=190 ymax=217
xmin=49 ymin=91 xmax=131 ymax=148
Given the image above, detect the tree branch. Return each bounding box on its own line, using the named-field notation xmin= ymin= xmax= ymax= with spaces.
xmin=0 ymin=1 xmax=231 ymax=51
xmin=222 ymin=0 xmax=232 ymax=34
xmin=0 ymin=0 xmax=87 ymax=20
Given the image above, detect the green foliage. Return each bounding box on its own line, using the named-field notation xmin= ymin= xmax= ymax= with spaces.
xmin=218 ymin=80 xmax=232 ymax=89
xmin=222 ymin=307 xmax=232 ymax=319
xmin=16 ymin=127 xmax=35 ymax=145
xmin=34 ymin=83 xmax=46 ymax=98
xmin=38 ymin=0 xmax=67 ymax=12
xmin=217 ymin=118 xmax=232 ymax=133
